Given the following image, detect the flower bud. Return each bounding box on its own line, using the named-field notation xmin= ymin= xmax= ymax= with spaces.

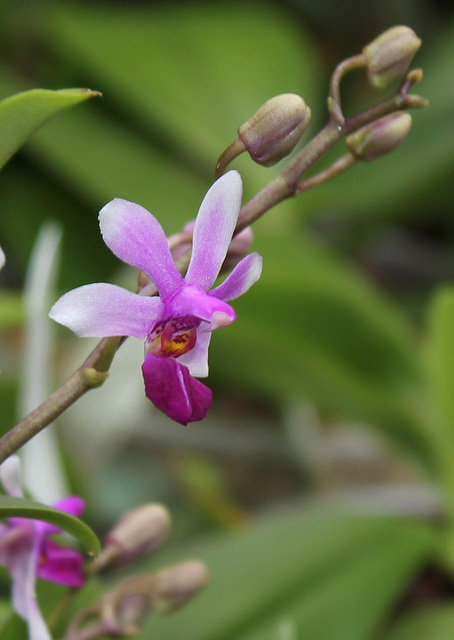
xmin=101 ymin=504 xmax=171 ymax=567
xmin=363 ymin=26 xmax=421 ymax=89
xmin=101 ymin=575 xmax=154 ymax=636
xmin=238 ymin=94 xmax=311 ymax=166
xmin=150 ymin=560 xmax=209 ymax=612
xmin=346 ymin=111 xmax=412 ymax=161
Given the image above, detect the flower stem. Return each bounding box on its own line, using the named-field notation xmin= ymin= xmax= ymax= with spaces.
xmin=0 ymin=339 xmax=116 ymax=464
xmin=296 ymin=152 xmax=356 ymax=194
xmin=328 ymin=54 xmax=367 ymax=124
xmin=236 ymin=87 xmax=427 ymax=232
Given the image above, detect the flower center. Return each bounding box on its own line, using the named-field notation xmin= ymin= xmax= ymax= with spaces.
xmin=147 ymin=318 xmax=198 ymax=359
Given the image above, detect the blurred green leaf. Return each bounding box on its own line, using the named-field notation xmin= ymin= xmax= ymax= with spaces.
xmin=24 ymin=103 xmax=208 ymax=234
xmin=46 ymin=2 xmax=319 ymax=167
xmin=426 ymin=287 xmax=454 ymax=432
xmin=0 ymin=496 xmax=100 ymax=556
xmin=0 ymin=85 xmax=99 ymax=170
xmin=381 ymin=604 xmax=454 ymax=640
xmin=145 ymin=506 xmax=435 ymax=640
xmin=423 ymin=287 xmax=454 ymax=515
xmin=0 ymin=292 xmax=23 ymax=330
xmin=213 ymin=234 xmax=430 ymax=461
xmin=0 ymin=612 xmax=26 ymax=640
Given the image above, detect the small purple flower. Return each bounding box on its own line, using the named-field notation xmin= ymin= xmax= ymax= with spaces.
xmin=49 ymin=171 xmax=262 ymax=424
xmin=0 ymin=457 xmax=84 ymax=640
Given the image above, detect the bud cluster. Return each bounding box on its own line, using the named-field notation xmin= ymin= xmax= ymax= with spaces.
xmin=65 ymin=505 xmax=208 ymax=639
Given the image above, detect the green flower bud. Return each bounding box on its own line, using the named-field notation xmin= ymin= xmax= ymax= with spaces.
xmin=238 ymin=94 xmax=311 ymax=166
xmin=363 ymin=26 xmax=421 ymax=89
xmin=346 ymin=111 xmax=412 ymax=162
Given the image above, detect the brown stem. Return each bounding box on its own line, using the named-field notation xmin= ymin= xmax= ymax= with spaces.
xmin=296 ymin=152 xmax=356 ymax=193
xmin=328 ymin=53 xmax=367 ymax=124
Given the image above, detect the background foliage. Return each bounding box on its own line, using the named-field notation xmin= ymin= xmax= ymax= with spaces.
xmin=1 ymin=1 xmax=454 ymax=638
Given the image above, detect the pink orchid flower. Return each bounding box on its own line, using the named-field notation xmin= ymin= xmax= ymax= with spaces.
xmin=49 ymin=171 xmax=262 ymax=424
xmin=0 ymin=457 xmax=84 ymax=640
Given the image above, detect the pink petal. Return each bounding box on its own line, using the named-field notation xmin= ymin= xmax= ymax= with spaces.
xmin=37 ymin=541 xmax=84 ymax=588
xmin=36 ymin=496 xmax=85 ymax=537
xmin=142 ymin=354 xmax=212 ymax=425
xmin=99 ymin=198 xmax=184 ymax=299
xmin=168 ymin=284 xmax=236 ymax=328
xmin=49 ymin=283 xmax=163 ymax=338
xmin=185 ymin=171 xmax=243 ymax=290
xmin=209 ymin=252 xmax=263 ymax=301
xmin=53 ymin=496 xmax=85 ymax=518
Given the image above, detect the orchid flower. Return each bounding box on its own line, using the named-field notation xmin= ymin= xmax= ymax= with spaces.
xmin=49 ymin=171 xmax=262 ymax=424
xmin=0 ymin=457 xmax=84 ymax=640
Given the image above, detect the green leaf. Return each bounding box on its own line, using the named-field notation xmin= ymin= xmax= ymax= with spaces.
xmin=0 ymin=495 xmax=100 ymax=556
xmin=382 ymin=604 xmax=454 ymax=640
xmin=0 ymin=85 xmax=99 ymax=170
xmin=144 ymin=506 xmax=435 ymax=640
xmin=426 ymin=287 xmax=454 ymax=433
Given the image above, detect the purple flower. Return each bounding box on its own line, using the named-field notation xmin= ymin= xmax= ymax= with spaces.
xmin=0 ymin=457 xmax=84 ymax=640
xmin=49 ymin=171 xmax=262 ymax=424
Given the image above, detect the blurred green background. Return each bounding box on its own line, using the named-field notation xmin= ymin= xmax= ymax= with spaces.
xmin=1 ymin=1 xmax=454 ymax=639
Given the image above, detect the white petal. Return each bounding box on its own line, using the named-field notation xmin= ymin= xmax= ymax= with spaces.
xmin=49 ymin=283 xmax=163 ymax=338
xmin=0 ymin=456 xmax=23 ymax=498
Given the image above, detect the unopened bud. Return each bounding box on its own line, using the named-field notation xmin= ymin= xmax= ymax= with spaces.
xmin=101 ymin=575 xmax=154 ymax=635
xmin=101 ymin=504 xmax=171 ymax=567
xmin=363 ymin=26 xmax=421 ymax=89
xmin=238 ymin=94 xmax=311 ymax=166
xmin=346 ymin=111 xmax=412 ymax=161
xmin=150 ymin=560 xmax=209 ymax=612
